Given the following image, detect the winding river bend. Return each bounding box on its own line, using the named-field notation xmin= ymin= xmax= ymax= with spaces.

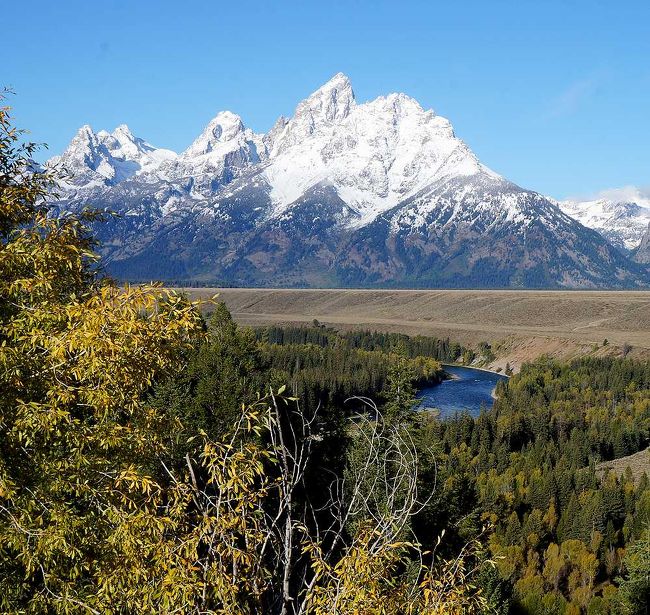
xmin=417 ymin=365 xmax=508 ymax=418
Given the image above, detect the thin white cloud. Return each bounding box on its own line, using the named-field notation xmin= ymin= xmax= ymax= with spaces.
xmin=567 ymin=185 xmax=650 ymax=206
xmin=596 ymin=185 xmax=650 ymax=202
xmin=545 ymin=76 xmax=600 ymax=118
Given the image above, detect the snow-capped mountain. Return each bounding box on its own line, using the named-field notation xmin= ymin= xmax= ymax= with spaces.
xmin=48 ymin=73 xmax=649 ymax=289
xmin=159 ymin=111 xmax=265 ymax=196
xmin=559 ymin=187 xmax=650 ymax=252
xmin=49 ymin=124 xmax=176 ymax=192
xmin=261 ymin=76 xmax=498 ymax=228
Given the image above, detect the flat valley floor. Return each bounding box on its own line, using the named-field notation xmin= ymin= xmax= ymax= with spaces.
xmin=180 ymin=288 xmax=650 ymax=372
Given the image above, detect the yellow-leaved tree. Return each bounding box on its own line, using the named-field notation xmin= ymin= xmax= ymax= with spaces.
xmin=0 ymin=97 xmax=488 ymax=614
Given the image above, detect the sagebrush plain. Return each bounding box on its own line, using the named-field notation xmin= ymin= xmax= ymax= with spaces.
xmin=182 ymin=288 xmax=650 ymax=371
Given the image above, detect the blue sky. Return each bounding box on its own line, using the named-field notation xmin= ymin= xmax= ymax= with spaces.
xmin=4 ymin=0 xmax=649 ymax=199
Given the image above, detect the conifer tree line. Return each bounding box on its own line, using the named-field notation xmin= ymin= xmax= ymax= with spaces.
xmin=1 ymin=97 xmax=648 ymax=614
xmin=258 ymin=324 xmax=469 ymax=363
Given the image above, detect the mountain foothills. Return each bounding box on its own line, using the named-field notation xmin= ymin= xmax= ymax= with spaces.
xmin=48 ymin=73 xmax=649 ymax=289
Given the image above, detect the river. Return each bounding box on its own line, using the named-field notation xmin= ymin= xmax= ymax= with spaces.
xmin=416 ymin=365 xmax=508 ymax=418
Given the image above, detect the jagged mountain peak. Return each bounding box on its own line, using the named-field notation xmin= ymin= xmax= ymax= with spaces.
xmin=72 ymin=123 xmax=135 ymax=146
xmin=182 ymin=111 xmax=248 ymax=158
xmin=262 ymin=80 xmax=493 ymax=226
xmin=161 ymin=111 xmax=262 ymax=195
xmin=50 ymin=122 xmax=176 ymax=188
xmin=358 ymin=91 xmax=456 ymax=140
xmin=301 ymin=72 xmax=355 ymax=122
xmin=103 ymin=124 xmax=167 ymax=161
xmin=95 ymin=123 xmax=134 ymax=140
xmin=269 ymin=73 xmax=356 ymax=154
xmin=324 ymin=71 xmax=353 ymax=87
xmin=113 ymin=123 xmax=133 ymax=135
xmin=376 ymin=91 xmax=423 ymax=110
xmin=60 ymin=124 xmax=100 ymax=158
xmin=75 ymin=124 xmax=95 ymax=138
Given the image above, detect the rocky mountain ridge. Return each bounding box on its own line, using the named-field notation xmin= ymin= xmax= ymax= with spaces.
xmin=559 ymin=188 xmax=650 ymax=252
xmin=48 ymin=73 xmax=649 ymax=289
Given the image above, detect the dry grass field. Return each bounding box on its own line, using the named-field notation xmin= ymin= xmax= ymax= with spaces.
xmin=596 ymin=447 xmax=650 ymax=483
xmin=180 ymin=288 xmax=650 ymax=371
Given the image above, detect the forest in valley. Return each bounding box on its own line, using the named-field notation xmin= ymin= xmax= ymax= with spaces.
xmin=177 ymin=317 xmax=650 ymax=615
xmin=1 ymin=98 xmax=649 ymax=614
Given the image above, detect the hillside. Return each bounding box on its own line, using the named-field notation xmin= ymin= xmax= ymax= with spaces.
xmin=596 ymin=447 xmax=650 ymax=483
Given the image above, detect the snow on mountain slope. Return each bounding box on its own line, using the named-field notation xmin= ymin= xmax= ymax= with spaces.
xmin=48 ymin=124 xmax=176 ymax=192
xmin=50 ymin=72 xmax=499 ymax=228
xmin=262 ymin=73 xmax=498 ymax=226
xmin=160 ymin=111 xmax=264 ymax=196
xmin=334 ymin=173 xmax=644 ymax=289
xmin=559 ymin=187 xmax=650 ymax=251
xmin=267 ymin=72 xmax=355 ymax=155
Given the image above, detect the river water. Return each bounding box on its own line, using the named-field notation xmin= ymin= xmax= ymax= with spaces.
xmin=416 ymin=365 xmax=508 ymax=418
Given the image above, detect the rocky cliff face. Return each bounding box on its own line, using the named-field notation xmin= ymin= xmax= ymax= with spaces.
xmin=634 ymin=222 xmax=650 ymax=265
xmin=48 ymin=74 xmax=649 ymax=289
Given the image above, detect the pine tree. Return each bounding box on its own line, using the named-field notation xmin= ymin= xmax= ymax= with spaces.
xmin=616 ymin=531 xmax=650 ymax=615
xmin=382 ymin=352 xmax=418 ymax=423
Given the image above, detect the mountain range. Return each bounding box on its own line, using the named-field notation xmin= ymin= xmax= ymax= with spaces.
xmin=558 ymin=187 xmax=650 ymax=255
xmin=48 ymin=73 xmax=650 ymax=289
